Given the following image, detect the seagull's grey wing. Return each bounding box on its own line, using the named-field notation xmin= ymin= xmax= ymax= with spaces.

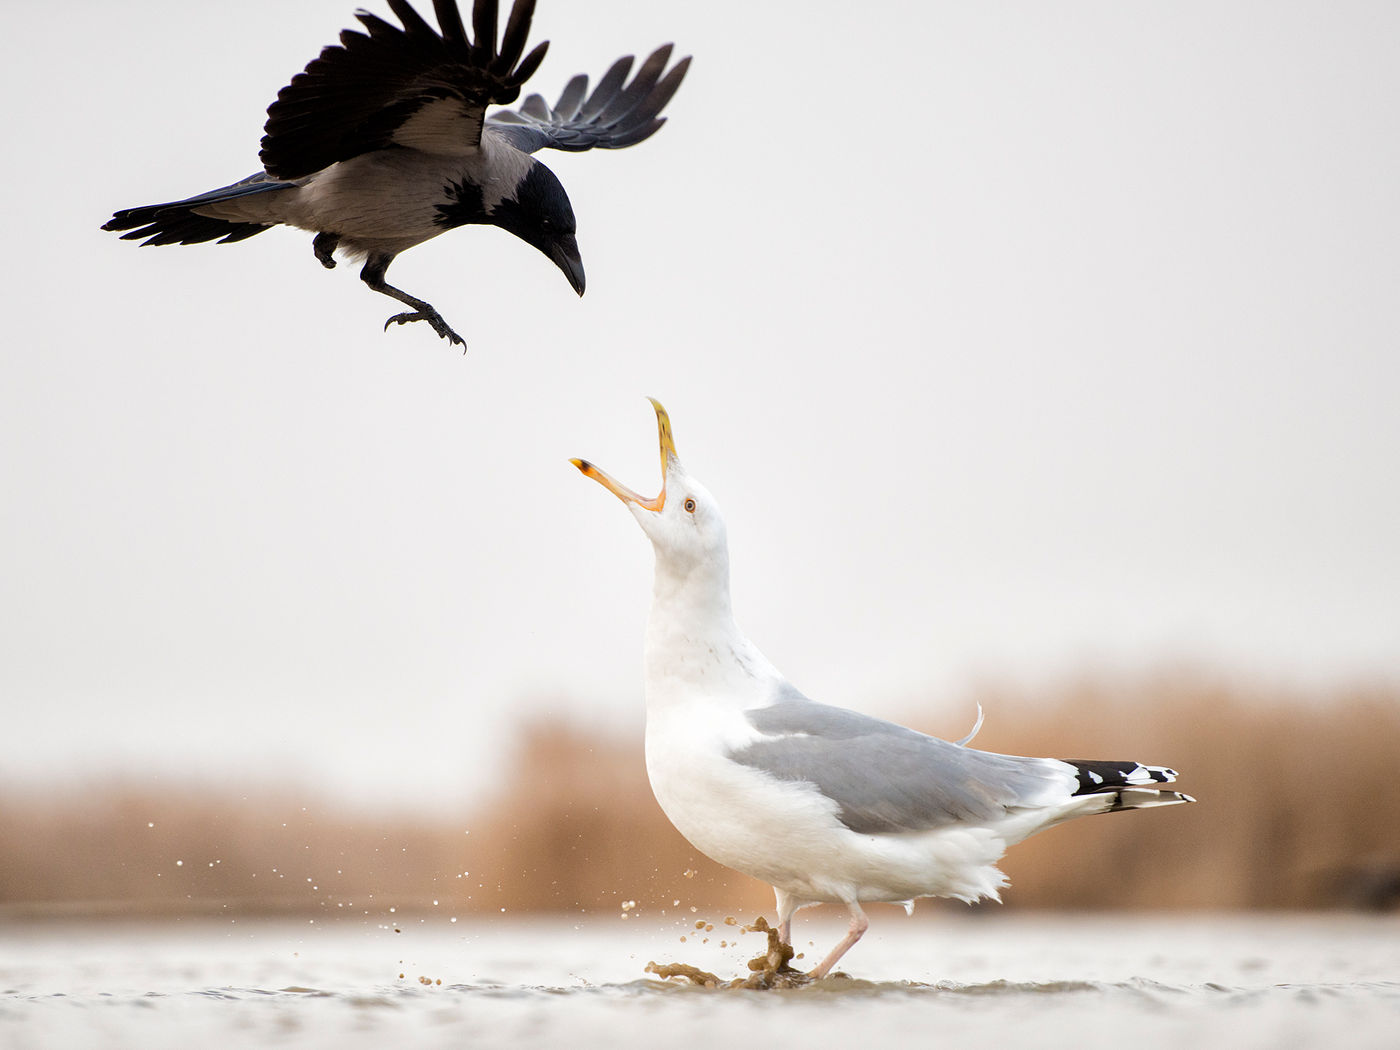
xmin=730 ymin=701 xmax=1070 ymax=835
xmin=260 ymin=0 xmax=548 ymax=179
xmin=486 ymin=45 xmax=690 ymax=154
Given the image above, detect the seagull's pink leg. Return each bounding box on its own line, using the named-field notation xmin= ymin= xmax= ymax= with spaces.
xmin=807 ymin=902 xmax=869 ymax=979
xmin=774 ymin=889 xmax=799 ymax=948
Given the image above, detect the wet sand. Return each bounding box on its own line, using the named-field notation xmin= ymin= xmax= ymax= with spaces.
xmin=2 ymin=912 xmax=1396 ymax=1049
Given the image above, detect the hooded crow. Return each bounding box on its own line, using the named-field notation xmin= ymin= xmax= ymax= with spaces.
xmin=101 ymin=0 xmax=689 ymax=348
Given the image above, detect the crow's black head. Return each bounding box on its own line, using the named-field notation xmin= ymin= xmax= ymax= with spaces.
xmin=490 ymin=161 xmax=585 ymax=296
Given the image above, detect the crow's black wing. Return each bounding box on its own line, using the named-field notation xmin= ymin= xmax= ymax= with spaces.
xmin=486 ymin=44 xmax=689 ymax=154
xmin=260 ymin=0 xmax=548 ymax=178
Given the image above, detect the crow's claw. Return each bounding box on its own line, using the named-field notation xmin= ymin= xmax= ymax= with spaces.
xmin=383 ymin=309 xmax=466 ymax=350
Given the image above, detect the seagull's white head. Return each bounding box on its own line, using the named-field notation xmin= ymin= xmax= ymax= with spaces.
xmin=571 ymin=399 xmax=729 ymax=583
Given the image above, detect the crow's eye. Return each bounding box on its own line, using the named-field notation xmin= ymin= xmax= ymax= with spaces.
xmin=684 ymin=498 xmax=696 ymax=513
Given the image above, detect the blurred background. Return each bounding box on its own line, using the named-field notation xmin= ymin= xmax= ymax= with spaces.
xmin=2 ymin=0 xmax=1397 ymax=920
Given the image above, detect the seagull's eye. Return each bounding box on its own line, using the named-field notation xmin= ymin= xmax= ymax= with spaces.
xmin=684 ymin=498 xmax=696 ymax=513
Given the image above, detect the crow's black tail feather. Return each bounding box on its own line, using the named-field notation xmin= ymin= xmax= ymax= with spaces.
xmin=102 ymin=172 xmax=289 ymax=246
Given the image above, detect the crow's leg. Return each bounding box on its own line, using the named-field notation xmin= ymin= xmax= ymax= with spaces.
xmin=359 ymin=253 xmax=465 ymax=349
xmin=313 ymin=232 xmax=340 ymax=269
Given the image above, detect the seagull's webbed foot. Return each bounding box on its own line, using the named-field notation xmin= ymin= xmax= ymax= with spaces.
xmin=359 ymin=252 xmax=467 ymax=352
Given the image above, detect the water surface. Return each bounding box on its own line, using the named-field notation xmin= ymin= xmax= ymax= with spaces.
xmin=2 ymin=913 xmax=1396 ymax=1048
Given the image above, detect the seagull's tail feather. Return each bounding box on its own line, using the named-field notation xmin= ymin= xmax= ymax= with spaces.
xmin=1119 ymin=787 xmax=1194 ymax=808
xmin=1060 ymin=758 xmax=1194 ymax=814
xmin=1016 ymin=759 xmax=1193 ymax=836
xmin=102 ymin=173 xmax=290 ymax=246
xmin=1086 ymin=786 xmax=1195 ymax=813
xmin=1065 ymin=759 xmax=1180 ymax=795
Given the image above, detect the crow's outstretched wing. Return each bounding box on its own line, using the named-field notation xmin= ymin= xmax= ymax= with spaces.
xmin=260 ymin=0 xmax=548 ymax=179
xmin=486 ymin=45 xmax=690 ymax=154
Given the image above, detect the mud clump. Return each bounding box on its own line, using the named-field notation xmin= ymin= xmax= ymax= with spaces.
xmin=644 ymin=960 xmax=727 ymax=988
xmin=738 ymin=916 xmax=809 ymax=989
xmin=645 ymin=916 xmax=811 ymax=990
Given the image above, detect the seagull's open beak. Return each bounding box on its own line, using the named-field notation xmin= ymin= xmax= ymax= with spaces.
xmin=571 ymin=398 xmax=677 ymax=511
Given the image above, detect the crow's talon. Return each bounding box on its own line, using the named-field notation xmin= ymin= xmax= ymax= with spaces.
xmin=382 ymin=310 xmax=466 ymax=349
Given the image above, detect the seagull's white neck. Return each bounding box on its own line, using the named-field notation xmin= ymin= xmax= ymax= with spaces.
xmin=649 ymin=548 xmax=734 ymax=632
xmin=642 ymin=546 xmax=782 ymax=710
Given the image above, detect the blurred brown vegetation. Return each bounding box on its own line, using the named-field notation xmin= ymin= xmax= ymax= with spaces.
xmin=3 ymin=672 xmax=1398 ymax=919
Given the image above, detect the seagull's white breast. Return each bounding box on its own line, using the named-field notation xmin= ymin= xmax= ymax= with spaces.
xmin=644 ymin=699 xmax=839 ymax=889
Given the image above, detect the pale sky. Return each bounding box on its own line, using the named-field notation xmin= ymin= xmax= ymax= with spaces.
xmin=3 ymin=0 xmax=1397 ymax=810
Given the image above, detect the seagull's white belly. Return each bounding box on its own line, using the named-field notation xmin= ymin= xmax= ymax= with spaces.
xmin=644 ymin=704 xmax=1014 ymax=907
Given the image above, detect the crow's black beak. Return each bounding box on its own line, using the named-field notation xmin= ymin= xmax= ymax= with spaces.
xmin=549 ymin=234 xmax=586 ymax=297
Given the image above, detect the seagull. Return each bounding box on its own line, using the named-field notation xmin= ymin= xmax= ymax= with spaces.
xmin=101 ymin=0 xmax=689 ymax=349
xmin=572 ymin=400 xmax=1195 ymax=979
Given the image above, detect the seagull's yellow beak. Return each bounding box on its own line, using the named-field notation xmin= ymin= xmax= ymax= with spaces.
xmin=571 ymin=397 xmax=677 ymax=512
